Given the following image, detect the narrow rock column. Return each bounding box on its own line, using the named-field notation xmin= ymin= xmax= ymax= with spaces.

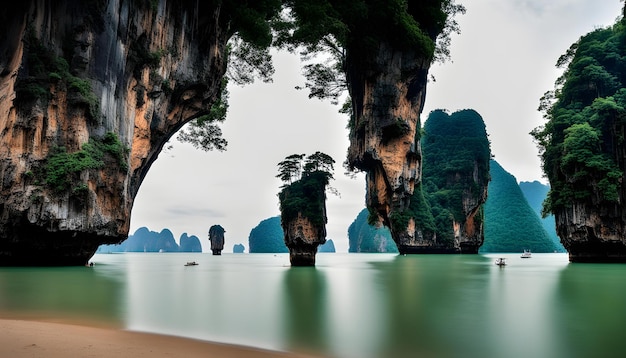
xmin=346 ymin=42 xmax=431 ymax=248
xmin=208 ymin=225 xmax=225 ymax=255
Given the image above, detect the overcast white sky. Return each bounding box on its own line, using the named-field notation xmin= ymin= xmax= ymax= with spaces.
xmin=129 ymin=0 xmax=624 ymax=253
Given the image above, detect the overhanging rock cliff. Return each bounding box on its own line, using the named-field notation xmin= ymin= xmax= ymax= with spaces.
xmin=346 ymin=42 xmax=430 ymax=251
xmin=0 ymin=1 xmax=227 ymax=265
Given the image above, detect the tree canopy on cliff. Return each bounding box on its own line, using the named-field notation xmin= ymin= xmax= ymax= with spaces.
xmin=277 ymin=152 xmax=335 ymax=227
xmin=531 ymin=13 xmax=626 ymax=216
xmin=178 ymin=1 xmax=466 ymax=150
xmin=272 ymin=0 xmax=465 ymax=104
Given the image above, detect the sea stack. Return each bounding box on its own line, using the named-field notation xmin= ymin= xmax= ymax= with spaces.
xmin=208 ymin=225 xmax=225 ymax=255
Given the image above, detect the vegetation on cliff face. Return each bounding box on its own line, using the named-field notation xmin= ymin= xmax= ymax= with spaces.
xmin=415 ymin=109 xmax=491 ymax=251
xmin=531 ymin=16 xmax=626 ymax=215
xmin=16 ymin=28 xmax=100 ymax=120
xmin=44 ymin=133 xmax=128 ymax=193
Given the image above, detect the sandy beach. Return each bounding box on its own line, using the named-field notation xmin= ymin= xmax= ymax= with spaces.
xmin=0 ymin=319 xmax=318 ymax=358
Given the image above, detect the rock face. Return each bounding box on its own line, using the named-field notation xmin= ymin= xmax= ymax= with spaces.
xmin=282 ymin=212 xmax=326 ymax=266
xmin=208 ymin=225 xmax=225 ymax=255
xmin=556 ymin=204 xmax=626 ymax=262
xmin=345 ymin=41 xmax=430 ymax=250
xmin=0 ymin=1 xmax=228 ymax=265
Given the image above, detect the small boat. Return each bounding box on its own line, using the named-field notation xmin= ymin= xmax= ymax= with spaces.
xmin=184 ymin=261 xmax=199 ymax=266
xmin=521 ymin=250 xmax=532 ymax=258
xmin=495 ymin=257 xmax=507 ymax=266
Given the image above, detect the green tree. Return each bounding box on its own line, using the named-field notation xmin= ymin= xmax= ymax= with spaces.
xmin=277 ymin=152 xmax=336 ymax=227
xmin=276 ymin=153 xmax=306 ymax=185
xmin=177 ymin=0 xmax=282 ymax=151
xmin=273 ymin=1 xmax=465 ymax=103
xmin=532 ymin=18 xmax=626 ymax=215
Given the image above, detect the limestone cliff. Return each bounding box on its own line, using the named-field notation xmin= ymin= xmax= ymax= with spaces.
xmin=346 ymin=42 xmax=429 ymax=250
xmin=532 ymin=8 xmax=626 ymax=262
xmin=278 ymin=169 xmax=330 ymax=266
xmin=0 ymin=0 xmax=228 ymax=265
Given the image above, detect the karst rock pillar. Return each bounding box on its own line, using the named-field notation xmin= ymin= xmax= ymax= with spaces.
xmin=346 ymin=41 xmax=432 ymax=252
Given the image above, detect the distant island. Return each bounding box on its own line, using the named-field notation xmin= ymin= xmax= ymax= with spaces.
xmin=96 ymin=227 xmax=202 ymax=253
xmin=233 ymin=243 xmax=245 ymax=253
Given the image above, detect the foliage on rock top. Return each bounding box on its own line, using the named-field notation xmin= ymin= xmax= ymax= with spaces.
xmin=277 ymin=152 xmax=335 ymax=228
xmin=413 ymin=108 xmax=491 ymax=244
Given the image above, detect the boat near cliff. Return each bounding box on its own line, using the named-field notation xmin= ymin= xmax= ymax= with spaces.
xmin=495 ymin=257 xmax=507 ymax=266
xmin=521 ymin=250 xmax=532 ymax=258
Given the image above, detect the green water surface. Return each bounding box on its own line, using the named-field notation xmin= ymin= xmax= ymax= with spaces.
xmin=1 ymin=252 xmax=624 ymax=358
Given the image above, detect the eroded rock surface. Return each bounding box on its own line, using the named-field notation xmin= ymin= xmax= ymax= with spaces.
xmin=346 ymin=42 xmax=430 ymax=248
xmin=0 ymin=1 xmax=227 ymax=265
xmin=282 ymin=213 xmax=326 ymax=266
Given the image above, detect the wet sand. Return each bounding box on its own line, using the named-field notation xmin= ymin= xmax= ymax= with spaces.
xmin=0 ymin=319 xmax=317 ymax=358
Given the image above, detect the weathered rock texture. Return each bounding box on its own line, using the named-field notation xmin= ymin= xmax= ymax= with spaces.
xmin=282 ymin=212 xmax=326 ymax=266
xmin=556 ymin=203 xmax=626 ymax=262
xmin=346 ymin=42 xmax=430 ymax=250
xmin=208 ymin=224 xmax=225 ymax=255
xmin=0 ymin=0 xmax=227 ymax=265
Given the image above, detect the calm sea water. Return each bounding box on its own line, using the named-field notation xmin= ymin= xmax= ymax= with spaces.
xmin=1 ymin=252 xmax=626 ymax=358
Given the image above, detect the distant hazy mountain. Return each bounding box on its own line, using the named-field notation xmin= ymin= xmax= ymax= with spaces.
xmin=347 ymin=208 xmax=398 ymax=253
xmin=248 ymin=216 xmax=336 ymax=253
xmin=248 ymin=217 xmax=288 ymax=253
xmin=233 ymin=243 xmax=245 ymax=253
xmin=482 ymin=160 xmax=559 ymax=253
xmin=96 ymin=227 xmax=202 ymax=253
xmin=179 ymin=233 xmax=202 ymax=252
xmin=519 ymin=181 xmax=565 ymax=252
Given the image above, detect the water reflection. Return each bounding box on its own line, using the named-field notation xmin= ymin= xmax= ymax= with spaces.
xmin=6 ymin=252 xmax=626 ymax=358
xmin=0 ymin=264 xmax=125 ymax=325
xmin=553 ymin=263 xmax=626 ymax=358
xmin=282 ymin=266 xmax=329 ymax=356
xmin=370 ymin=255 xmax=492 ymax=358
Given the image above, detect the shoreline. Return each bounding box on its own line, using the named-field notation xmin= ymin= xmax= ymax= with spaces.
xmin=0 ymin=318 xmax=320 ymax=358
